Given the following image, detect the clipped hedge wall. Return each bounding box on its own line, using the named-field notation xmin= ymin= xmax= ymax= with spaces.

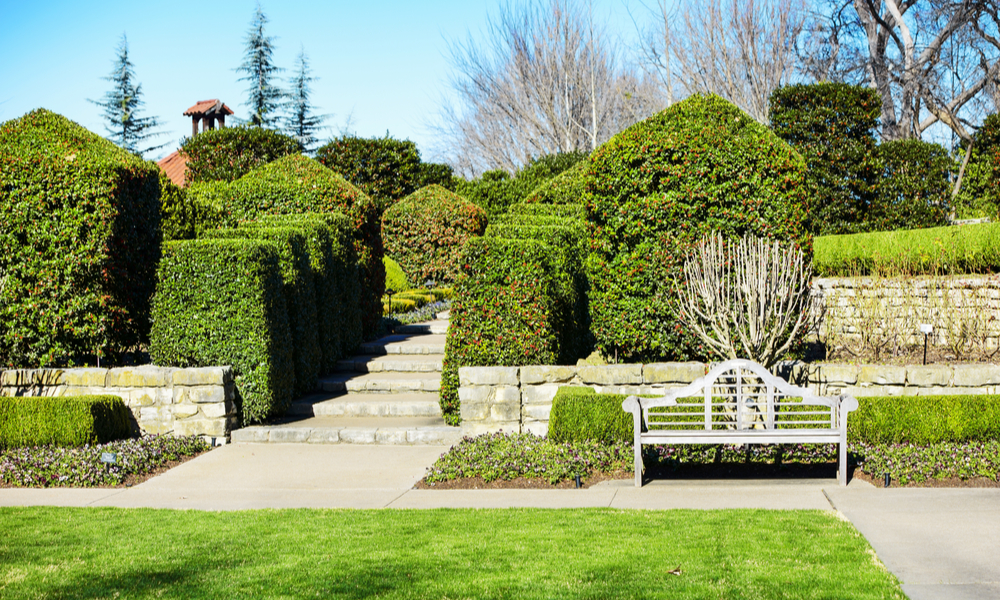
xmin=159 ymin=172 xmax=197 ymax=241
xmin=315 ymin=134 xmax=424 ymax=206
xmin=384 ymin=256 xmax=411 ymax=294
xmin=203 ymin=227 xmax=320 ymax=395
xmin=440 ymin=238 xmax=566 ymax=424
xmin=381 ymin=184 xmax=488 ymax=285
xmin=150 ymin=239 xmax=294 ymax=424
xmin=954 ymin=113 xmax=1000 ymax=220
xmin=586 ymin=94 xmax=810 ymax=363
xmin=455 ymin=151 xmax=586 ymax=217
xmin=508 ymin=203 xmax=586 ymax=220
xmin=0 ymin=395 xmax=132 ymax=449
xmin=522 ymin=159 xmax=589 ymax=205
xmin=849 ymin=396 xmax=1000 ymax=444
xmin=187 ymin=154 xmax=384 ymax=338
xmin=874 ymin=139 xmax=952 ymax=231
xmin=179 ymin=125 xmax=302 ymax=184
xmin=814 ymin=222 xmax=1000 ymax=276
xmin=548 ymin=387 xmax=633 ymax=444
xmin=0 ymin=109 xmax=162 ymax=368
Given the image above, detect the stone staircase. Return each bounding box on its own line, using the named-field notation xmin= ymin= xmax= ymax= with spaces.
xmin=231 ymin=314 xmax=461 ymax=445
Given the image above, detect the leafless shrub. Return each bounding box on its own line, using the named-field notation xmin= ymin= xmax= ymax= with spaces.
xmin=676 ymin=234 xmax=812 ymax=368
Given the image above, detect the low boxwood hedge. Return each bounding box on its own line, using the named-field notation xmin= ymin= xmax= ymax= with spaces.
xmin=814 ymin=222 xmax=1000 ymax=276
xmin=0 ymin=396 xmax=131 ymax=449
xmin=0 ymin=109 xmax=162 ymax=368
xmin=203 ymin=227 xmax=320 ymax=395
xmin=547 ymin=387 xmax=1000 ymax=446
xmin=150 ymin=239 xmax=294 ymax=424
xmin=849 ymin=395 xmax=1000 ymax=444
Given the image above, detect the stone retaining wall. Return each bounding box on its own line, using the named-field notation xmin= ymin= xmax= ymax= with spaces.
xmin=460 ymin=362 xmax=1000 ymax=437
xmin=0 ymin=366 xmax=236 ymax=441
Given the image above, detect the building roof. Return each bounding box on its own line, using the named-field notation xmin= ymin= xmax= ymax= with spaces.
xmin=183 ymin=99 xmax=234 ymax=117
xmin=157 ymin=150 xmax=188 ymax=187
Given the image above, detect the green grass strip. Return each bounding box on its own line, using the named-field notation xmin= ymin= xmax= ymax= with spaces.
xmin=0 ymin=507 xmax=903 ymax=599
xmin=814 ymin=221 xmax=1000 ymax=275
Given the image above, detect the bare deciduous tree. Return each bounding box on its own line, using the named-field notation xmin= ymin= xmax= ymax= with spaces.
xmin=847 ymin=0 xmax=1000 ymax=142
xmin=676 ymin=234 xmax=813 ymax=369
xmin=437 ymin=0 xmax=660 ymax=177
xmin=641 ymin=0 xmax=806 ymax=122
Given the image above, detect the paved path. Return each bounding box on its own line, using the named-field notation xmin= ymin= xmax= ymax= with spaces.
xmin=2 ymin=443 xmax=998 ymax=599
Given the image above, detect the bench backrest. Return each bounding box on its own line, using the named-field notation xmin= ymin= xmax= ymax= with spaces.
xmin=637 ymin=359 xmax=844 ymax=432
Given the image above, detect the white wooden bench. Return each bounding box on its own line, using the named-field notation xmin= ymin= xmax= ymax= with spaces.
xmin=622 ymin=359 xmax=858 ymax=487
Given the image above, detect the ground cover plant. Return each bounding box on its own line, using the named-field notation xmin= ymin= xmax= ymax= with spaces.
xmin=0 ymin=109 xmax=161 ymax=368
xmin=0 ymin=435 xmax=208 ymax=487
xmin=0 ymin=507 xmax=905 ymax=599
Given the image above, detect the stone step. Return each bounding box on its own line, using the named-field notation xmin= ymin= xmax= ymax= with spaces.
xmin=360 ymin=334 xmax=446 ymax=356
xmin=231 ymin=416 xmax=462 ymax=446
xmin=288 ymin=392 xmax=442 ymax=418
xmin=436 ymin=310 xmax=450 ymax=320
xmin=395 ymin=320 xmax=449 ymax=335
xmin=336 ymin=354 xmax=443 ymax=374
xmin=319 ymin=371 xmax=441 ymax=394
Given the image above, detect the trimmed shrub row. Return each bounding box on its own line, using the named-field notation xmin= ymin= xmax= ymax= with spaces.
xmin=0 ymin=109 xmax=162 ymax=368
xmin=381 ymin=185 xmax=487 ymax=285
xmin=814 ymin=222 xmax=1000 ymax=276
xmin=548 ymin=387 xmax=1000 ymax=445
xmin=179 ymin=125 xmax=302 ymax=184
xmin=187 ymin=154 xmax=384 ymax=338
xmin=454 ymin=151 xmax=586 ymax=217
xmin=150 ymin=239 xmax=294 ymax=424
xmin=440 ymin=205 xmax=590 ymax=424
xmin=0 ymin=396 xmax=132 ymax=449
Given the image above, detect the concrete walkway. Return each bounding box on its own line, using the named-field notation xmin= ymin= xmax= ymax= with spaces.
xmin=2 ymin=443 xmax=998 ymax=599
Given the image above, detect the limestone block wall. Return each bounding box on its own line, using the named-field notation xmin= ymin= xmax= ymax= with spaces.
xmin=812 ymin=275 xmax=1000 ymax=351
xmin=0 ymin=366 xmax=236 ymax=441
xmin=460 ymin=362 xmax=1000 ymax=437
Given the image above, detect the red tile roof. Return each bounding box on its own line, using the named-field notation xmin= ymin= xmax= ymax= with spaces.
xmin=157 ymin=150 xmax=188 ymax=187
xmin=183 ymin=99 xmax=234 ymax=116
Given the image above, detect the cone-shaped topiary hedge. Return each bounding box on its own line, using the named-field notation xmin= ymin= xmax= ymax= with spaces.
xmin=381 ymin=184 xmax=487 ymax=285
xmin=188 ymin=154 xmax=385 ymax=338
xmin=0 ymin=109 xmax=162 ymax=367
xmin=522 ymin=159 xmax=589 ymax=205
xmin=586 ymin=94 xmax=810 ymax=363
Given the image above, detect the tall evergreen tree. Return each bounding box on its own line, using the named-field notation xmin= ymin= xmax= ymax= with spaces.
xmin=283 ymin=48 xmax=326 ymax=153
xmin=89 ymin=34 xmax=166 ymax=156
xmin=237 ymin=4 xmax=283 ymax=128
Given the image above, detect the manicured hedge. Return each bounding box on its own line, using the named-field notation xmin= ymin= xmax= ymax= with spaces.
xmin=186 ymin=154 xmax=384 ymax=338
xmin=849 ymin=395 xmax=1000 ymax=444
xmin=384 ymin=256 xmax=411 ymax=294
xmin=0 ymin=109 xmax=162 ymax=368
xmin=507 ymin=203 xmax=587 ymax=220
xmin=814 ymin=222 xmax=1000 ymax=276
xmin=548 ymin=387 xmax=633 ymax=444
xmin=769 ymin=83 xmax=881 ymax=236
xmin=0 ymin=396 xmax=132 ymax=449
xmin=315 ymin=134 xmax=424 ymax=206
xmin=440 ymin=238 xmax=567 ymax=424
xmin=954 ymin=113 xmax=1000 ymax=220
xmin=381 ymin=184 xmax=488 ymax=285
xmin=874 ymin=139 xmax=952 ymax=231
xmin=586 ymin=94 xmax=810 ymax=363
xmin=256 ymin=215 xmax=343 ymax=372
xmin=455 ymin=151 xmax=586 ymax=217
xmin=203 ymin=228 xmax=320 ymax=395
xmin=522 ymin=159 xmax=589 ymax=205
xmin=179 ymin=125 xmax=302 ymax=184
xmin=159 ymin=172 xmax=197 ymax=241
xmin=150 ymin=240 xmax=294 ymax=424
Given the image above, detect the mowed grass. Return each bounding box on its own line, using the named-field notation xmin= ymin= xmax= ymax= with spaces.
xmin=0 ymin=507 xmax=904 ymax=599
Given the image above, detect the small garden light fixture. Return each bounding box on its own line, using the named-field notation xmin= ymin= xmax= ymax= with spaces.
xmin=919 ymin=323 xmax=933 ymax=365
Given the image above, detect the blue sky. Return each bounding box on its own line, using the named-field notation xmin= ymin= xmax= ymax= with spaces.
xmin=1 ymin=0 xmax=645 ymax=162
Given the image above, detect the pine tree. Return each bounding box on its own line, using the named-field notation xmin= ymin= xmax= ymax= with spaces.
xmin=89 ymin=34 xmax=166 ymax=156
xmin=283 ymin=48 xmax=326 ymax=153
xmin=237 ymin=4 xmax=283 ymax=128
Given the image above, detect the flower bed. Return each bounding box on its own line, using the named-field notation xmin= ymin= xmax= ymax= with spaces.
xmin=422 ymin=434 xmax=1000 ymax=488
xmin=0 ymin=435 xmax=210 ymax=488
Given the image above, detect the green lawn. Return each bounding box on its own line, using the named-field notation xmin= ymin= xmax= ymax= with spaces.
xmin=0 ymin=507 xmax=905 ymax=599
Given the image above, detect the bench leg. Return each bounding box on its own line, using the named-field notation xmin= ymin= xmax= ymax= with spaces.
xmin=634 ymin=441 xmax=642 ymax=487
xmin=838 ymin=440 xmax=847 ymax=486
